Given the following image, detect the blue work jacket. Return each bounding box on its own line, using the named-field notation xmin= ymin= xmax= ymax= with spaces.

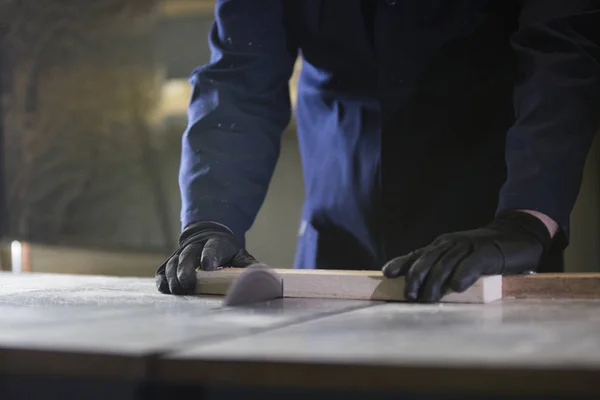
xmin=179 ymin=0 xmax=600 ymax=271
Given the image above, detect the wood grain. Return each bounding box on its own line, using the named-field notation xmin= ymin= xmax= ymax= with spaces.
xmin=503 ymin=273 xmax=600 ymax=299
xmin=196 ymin=268 xmax=503 ymax=304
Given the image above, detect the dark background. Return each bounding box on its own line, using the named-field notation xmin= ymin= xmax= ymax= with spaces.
xmin=0 ymin=1 xmax=216 ymax=254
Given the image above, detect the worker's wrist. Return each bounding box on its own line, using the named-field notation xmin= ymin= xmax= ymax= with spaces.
xmin=180 ymin=221 xmax=235 ymax=244
xmin=516 ymin=210 xmax=559 ymax=238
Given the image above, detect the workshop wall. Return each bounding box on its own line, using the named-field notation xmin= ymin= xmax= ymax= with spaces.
xmin=0 ymin=1 xmax=305 ymax=273
xmin=0 ymin=0 xmax=171 ymax=254
xmin=565 ymin=133 xmax=600 ymax=272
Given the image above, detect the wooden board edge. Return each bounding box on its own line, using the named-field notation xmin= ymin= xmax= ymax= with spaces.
xmin=196 ymin=269 xmax=501 ymax=304
xmin=503 ymin=273 xmax=600 ymax=299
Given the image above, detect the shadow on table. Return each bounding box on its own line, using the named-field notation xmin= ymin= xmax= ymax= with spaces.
xmin=0 ymin=376 xmax=590 ymax=400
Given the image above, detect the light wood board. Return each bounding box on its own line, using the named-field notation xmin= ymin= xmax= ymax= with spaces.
xmin=196 ymin=268 xmax=503 ymax=304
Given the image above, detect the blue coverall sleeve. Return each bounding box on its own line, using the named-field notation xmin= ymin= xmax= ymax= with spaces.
xmin=497 ymin=0 xmax=600 ymax=242
xmin=179 ymin=0 xmax=297 ymax=243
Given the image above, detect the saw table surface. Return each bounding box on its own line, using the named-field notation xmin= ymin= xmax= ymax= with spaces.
xmin=1 ymin=272 xmax=600 ymax=399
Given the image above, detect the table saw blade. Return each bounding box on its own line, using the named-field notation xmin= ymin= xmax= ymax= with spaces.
xmin=222 ymin=264 xmax=284 ymax=306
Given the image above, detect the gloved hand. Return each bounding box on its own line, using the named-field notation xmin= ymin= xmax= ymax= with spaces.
xmin=382 ymin=211 xmax=553 ymax=303
xmin=156 ymin=221 xmax=258 ymax=295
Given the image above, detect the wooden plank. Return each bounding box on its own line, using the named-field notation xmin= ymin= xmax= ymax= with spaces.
xmin=503 ymin=273 xmax=600 ymax=299
xmin=196 ymin=269 xmax=503 ymax=304
xmin=197 ymin=269 xmax=600 ymax=302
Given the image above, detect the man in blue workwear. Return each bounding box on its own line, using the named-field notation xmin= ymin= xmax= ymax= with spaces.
xmin=156 ymin=0 xmax=600 ymax=302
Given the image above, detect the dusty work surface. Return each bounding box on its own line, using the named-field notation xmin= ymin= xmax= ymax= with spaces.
xmin=159 ymin=299 xmax=600 ymax=396
xmin=0 ymin=272 xmax=373 ymax=380
xmin=1 ymin=272 xmax=600 ymax=397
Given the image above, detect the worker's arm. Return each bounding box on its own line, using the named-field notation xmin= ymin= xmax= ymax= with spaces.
xmin=383 ymin=1 xmax=600 ymax=302
xmin=157 ymin=0 xmax=297 ymax=294
xmin=498 ymin=0 xmax=600 ymax=242
xmin=180 ymin=0 xmax=297 ymax=240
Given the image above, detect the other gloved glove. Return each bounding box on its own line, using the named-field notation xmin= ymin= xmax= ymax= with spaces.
xmin=156 ymin=221 xmax=258 ymax=295
xmin=382 ymin=211 xmax=553 ymax=303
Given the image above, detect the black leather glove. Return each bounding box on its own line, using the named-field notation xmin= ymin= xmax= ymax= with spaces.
xmin=382 ymin=211 xmax=553 ymax=303
xmin=156 ymin=221 xmax=258 ymax=295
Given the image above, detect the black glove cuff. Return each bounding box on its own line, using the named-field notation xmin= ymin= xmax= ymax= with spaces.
xmin=180 ymin=221 xmax=235 ymax=245
xmin=495 ymin=210 xmax=553 ymax=253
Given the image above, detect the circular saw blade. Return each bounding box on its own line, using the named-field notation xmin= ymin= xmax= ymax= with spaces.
xmin=222 ymin=264 xmax=284 ymax=306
